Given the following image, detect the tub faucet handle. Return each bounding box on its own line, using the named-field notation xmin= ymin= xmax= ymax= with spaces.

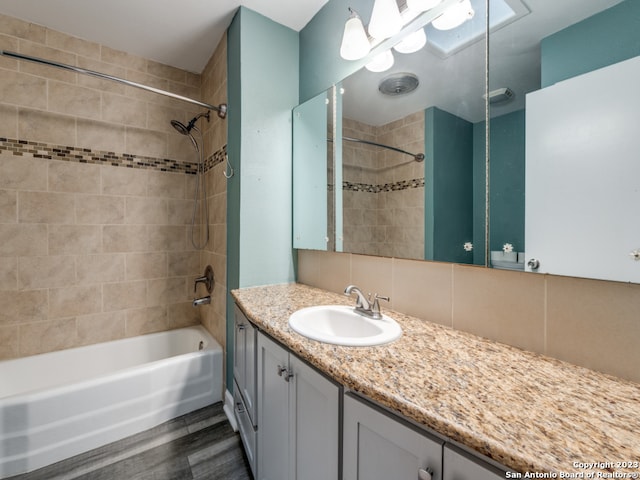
xmin=194 ymin=265 xmax=214 ymax=294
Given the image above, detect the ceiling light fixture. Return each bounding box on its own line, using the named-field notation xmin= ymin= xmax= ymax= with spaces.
xmin=432 ymin=0 xmax=475 ymax=30
xmin=368 ymin=0 xmax=403 ymax=40
xmin=406 ymin=0 xmax=443 ymax=13
xmin=339 ymin=8 xmax=371 ymax=60
xmin=365 ymin=49 xmax=395 ymax=72
xmin=393 ymin=28 xmax=427 ymax=54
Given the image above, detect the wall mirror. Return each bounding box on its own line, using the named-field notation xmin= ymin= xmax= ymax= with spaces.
xmin=293 ymin=0 xmax=640 ymax=284
xmin=294 ymin=0 xmax=490 ymax=264
xmin=339 ymin=0 xmax=491 ymax=265
xmin=293 ymin=89 xmax=333 ymax=251
xmin=489 ymin=0 xmax=640 ymax=283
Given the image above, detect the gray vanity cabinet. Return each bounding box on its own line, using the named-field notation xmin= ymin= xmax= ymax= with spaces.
xmin=343 ymin=393 xmax=444 ymax=480
xmin=443 ymin=444 xmax=507 ymax=480
xmin=257 ymin=331 xmax=340 ymax=480
xmin=233 ymin=305 xmax=258 ymax=476
xmin=233 ymin=305 xmax=257 ymax=424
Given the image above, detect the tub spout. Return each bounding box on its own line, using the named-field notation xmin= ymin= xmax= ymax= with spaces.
xmin=192 ymin=296 xmax=211 ymax=307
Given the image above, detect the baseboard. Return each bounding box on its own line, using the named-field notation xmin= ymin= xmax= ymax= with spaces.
xmin=223 ymin=389 xmax=238 ymax=432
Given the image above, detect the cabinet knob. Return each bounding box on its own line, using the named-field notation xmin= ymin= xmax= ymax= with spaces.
xmin=237 ymin=323 xmax=246 ymax=331
xmin=277 ymin=365 xmax=287 ymax=377
xmin=418 ymin=467 xmax=433 ymax=480
xmin=284 ymin=370 xmax=294 ymax=382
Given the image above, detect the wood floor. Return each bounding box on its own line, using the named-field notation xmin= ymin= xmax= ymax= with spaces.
xmin=8 ymin=402 xmax=253 ymax=480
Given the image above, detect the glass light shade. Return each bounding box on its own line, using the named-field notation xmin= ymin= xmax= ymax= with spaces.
xmin=432 ymin=0 xmax=475 ymax=30
xmin=368 ymin=0 xmax=403 ymax=40
xmin=393 ymin=28 xmax=427 ymax=54
xmin=365 ymin=49 xmax=395 ymax=72
xmin=406 ymin=0 xmax=443 ymax=13
xmin=340 ymin=12 xmax=371 ymax=60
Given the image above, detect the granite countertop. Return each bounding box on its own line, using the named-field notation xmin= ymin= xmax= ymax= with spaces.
xmin=231 ymin=283 xmax=640 ymax=476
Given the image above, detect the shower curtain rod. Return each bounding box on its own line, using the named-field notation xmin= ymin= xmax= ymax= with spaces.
xmin=0 ymin=50 xmax=227 ymax=117
xmin=329 ymin=136 xmax=424 ymax=162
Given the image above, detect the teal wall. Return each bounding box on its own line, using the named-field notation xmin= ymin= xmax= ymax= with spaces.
xmin=541 ymin=0 xmax=640 ymax=87
xmin=472 ymin=122 xmax=486 ymax=265
xmin=226 ymin=12 xmax=241 ymax=392
xmin=488 ymin=110 xmax=525 ymax=253
xmin=424 ymin=107 xmax=474 ymax=264
xmin=473 ymin=111 xmax=525 ymax=257
xmin=299 ymin=0 xmax=375 ymax=102
xmin=226 ymin=7 xmax=299 ymax=390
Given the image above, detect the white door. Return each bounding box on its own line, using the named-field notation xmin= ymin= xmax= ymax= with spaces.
xmin=525 ymin=55 xmax=640 ymax=282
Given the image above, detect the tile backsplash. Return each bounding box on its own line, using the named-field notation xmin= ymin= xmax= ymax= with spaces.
xmin=298 ymin=250 xmax=640 ymax=384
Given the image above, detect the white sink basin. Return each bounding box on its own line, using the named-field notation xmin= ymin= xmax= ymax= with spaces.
xmin=288 ymin=305 xmax=402 ymax=346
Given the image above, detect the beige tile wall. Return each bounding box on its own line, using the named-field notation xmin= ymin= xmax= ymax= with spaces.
xmin=298 ymin=250 xmax=640 ymax=384
xmin=0 ymin=152 xmax=202 ymax=359
xmin=0 ymin=14 xmax=229 ymax=359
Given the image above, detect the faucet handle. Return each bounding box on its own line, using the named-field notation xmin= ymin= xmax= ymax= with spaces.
xmin=193 ymin=265 xmax=214 ymax=294
xmin=371 ymin=293 xmax=389 ymax=317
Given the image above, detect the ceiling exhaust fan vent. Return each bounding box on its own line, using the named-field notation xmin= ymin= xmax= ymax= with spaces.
xmin=485 ymin=87 xmax=514 ymax=104
xmin=378 ymin=73 xmax=419 ymax=96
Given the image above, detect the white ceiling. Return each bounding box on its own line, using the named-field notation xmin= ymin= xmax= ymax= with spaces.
xmin=342 ymin=0 xmax=623 ymax=125
xmin=0 ymin=0 xmax=625 ymax=125
xmin=0 ymin=0 xmax=329 ymax=73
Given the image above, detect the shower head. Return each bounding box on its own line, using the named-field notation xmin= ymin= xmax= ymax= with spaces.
xmin=171 ymin=111 xmax=210 ymax=136
xmin=170 ymin=119 xmax=191 ymax=136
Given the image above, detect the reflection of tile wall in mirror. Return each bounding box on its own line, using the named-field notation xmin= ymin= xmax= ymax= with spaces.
xmin=341 ymin=113 xmax=425 ymax=260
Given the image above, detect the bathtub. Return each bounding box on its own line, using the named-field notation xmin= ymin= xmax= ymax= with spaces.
xmin=0 ymin=325 xmax=223 ymax=477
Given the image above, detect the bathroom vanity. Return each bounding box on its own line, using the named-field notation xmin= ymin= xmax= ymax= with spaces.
xmin=231 ymin=283 xmax=640 ymax=479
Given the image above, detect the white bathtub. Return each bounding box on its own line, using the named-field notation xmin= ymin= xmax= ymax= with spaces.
xmin=0 ymin=325 xmax=223 ymax=477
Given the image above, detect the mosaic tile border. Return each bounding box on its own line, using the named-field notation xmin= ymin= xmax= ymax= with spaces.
xmin=342 ymin=177 xmax=425 ymax=193
xmin=0 ymin=137 xmax=227 ymax=175
xmin=205 ymin=144 xmax=227 ymax=172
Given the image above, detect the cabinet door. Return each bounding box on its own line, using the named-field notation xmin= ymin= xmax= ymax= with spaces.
xmin=243 ymin=319 xmax=257 ymax=426
xmin=289 ymin=355 xmax=340 ymax=480
xmin=343 ymin=394 xmax=443 ymax=480
xmin=443 ymin=445 xmax=506 ymax=480
xmin=257 ymin=333 xmax=290 ymax=480
xmin=233 ymin=305 xmax=246 ymax=393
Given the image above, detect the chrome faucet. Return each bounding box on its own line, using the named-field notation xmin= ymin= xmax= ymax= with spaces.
xmin=344 ymin=285 xmax=389 ymax=319
xmin=193 ymin=265 xmax=214 ymax=308
xmin=193 ymin=296 xmax=211 ymax=307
